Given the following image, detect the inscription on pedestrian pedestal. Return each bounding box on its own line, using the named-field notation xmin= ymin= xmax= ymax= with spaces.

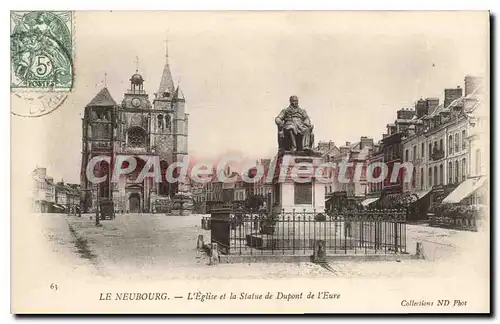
xmin=294 ymin=182 xmax=312 ymax=204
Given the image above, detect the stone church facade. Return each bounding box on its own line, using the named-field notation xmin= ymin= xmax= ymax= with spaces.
xmin=80 ymin=51 xmax=188 ymax=213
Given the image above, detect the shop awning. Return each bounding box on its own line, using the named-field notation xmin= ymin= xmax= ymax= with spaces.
xmin=53 ymin=204 xmax=66 ymax=210
xmin=415 ymin=189 xmax=432 ymax=200
xmin=361 ymin=197 xmax=379 ymax=207
xmin=442 ymin=176 xmax=487 ymax=204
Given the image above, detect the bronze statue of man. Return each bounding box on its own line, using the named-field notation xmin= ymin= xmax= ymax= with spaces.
xmin=275 ymin=96 xmax=315 ymax=152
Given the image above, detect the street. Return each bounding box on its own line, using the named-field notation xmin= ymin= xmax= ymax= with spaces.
xmin=37 ymin=213 xmax=487 ymax=280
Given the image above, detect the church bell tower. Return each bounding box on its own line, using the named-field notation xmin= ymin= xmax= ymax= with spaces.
xmin=152 ymin=41 xmax=189 ymax=196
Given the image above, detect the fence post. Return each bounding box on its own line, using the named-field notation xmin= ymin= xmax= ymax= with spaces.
xmin=210 ymin=208 xmax=231 ymax=255
xmin=312 ymin=240 xmax=326 ymax=263
xmin=393 ymin=209 xmax=399 ymax=253
xmin=416 ymin=242 xmax=425 ymax=259
xmin=197 ymin=234 xmax=205 ymax=249
xmin=374 ymin=209 xmax=379 ymax=250
xmin=209 ymin=243 xmax=219 ymax=265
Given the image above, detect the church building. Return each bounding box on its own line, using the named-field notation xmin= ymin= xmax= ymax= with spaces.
xmin=80 ymin=48 xmax=189 ymax=213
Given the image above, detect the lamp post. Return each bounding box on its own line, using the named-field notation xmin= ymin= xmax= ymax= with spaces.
xmin=80 ymin=186 xmax=99 ymax=225
xmin=95 ymin=183 xmax=101 ymax=226
xmin=149 ymin=187 xmax=154 ymax=214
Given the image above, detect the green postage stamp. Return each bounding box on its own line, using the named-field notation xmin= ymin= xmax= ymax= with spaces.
xmin=10 ymin=11 xmax=73 ymax=91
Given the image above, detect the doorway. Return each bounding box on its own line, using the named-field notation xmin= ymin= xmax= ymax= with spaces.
xmin=129 ymin=193 xmax=141 ymax=213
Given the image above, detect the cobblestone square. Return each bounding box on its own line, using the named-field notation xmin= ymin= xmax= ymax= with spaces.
xmin=36 ymin=213 xmax=486 ymax=281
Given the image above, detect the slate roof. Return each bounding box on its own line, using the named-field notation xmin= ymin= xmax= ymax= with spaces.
xmin=157 ymin=58 xmax=175 ymax=97
xmin=86 ymin=87 xmax=117 ymax=107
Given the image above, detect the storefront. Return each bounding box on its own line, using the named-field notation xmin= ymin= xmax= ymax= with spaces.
xmin=51 ymin=204 xmax=66 ymax=213
xmin=325 ymin=191 xmax=347 ymax=211
xmin=407 ymin=189 xmax=432 ymax=221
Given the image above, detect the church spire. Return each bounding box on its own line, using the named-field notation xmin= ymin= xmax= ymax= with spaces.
xmin=174 ymin=83 xmax=185 ymax=102
xmin=157 ymin=37 xmax=175 ymax=98
xmin=165 ymin=35 xmax=169 ymax=59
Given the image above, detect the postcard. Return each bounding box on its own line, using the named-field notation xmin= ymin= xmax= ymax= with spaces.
xmin=11 ymin=11 xmax=490 ymax=314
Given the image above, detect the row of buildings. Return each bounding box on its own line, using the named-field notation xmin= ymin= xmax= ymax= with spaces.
xmin=317 ymin=75 xmax=487 ymax=220
xmin=191 ymin=159 xmax=274 ymax=213
xmin=30 ymin=167 xmax=80 ymax=214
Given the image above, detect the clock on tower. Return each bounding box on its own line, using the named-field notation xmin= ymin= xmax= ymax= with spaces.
xmin=131 ymin=97 xmax=141 ymax=107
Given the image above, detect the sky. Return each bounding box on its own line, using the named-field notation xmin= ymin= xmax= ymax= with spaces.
xmin=11 ymin=11 xmax=489 ymax=184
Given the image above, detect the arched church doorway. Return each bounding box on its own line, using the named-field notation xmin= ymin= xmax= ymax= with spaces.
xmin=129 ymin=193 xmax=141 ymax=213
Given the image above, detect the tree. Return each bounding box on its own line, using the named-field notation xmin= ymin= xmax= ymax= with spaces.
xmin=245 ymin=194 xmax=265 ymax=212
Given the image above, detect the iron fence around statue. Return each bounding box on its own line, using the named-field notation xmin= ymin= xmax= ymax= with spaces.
xmin=202 ymin=208 xmax=406 ymax=256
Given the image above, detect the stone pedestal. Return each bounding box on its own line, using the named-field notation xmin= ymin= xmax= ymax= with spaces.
xmin=274 ymin=152 xmax=325 ymax=214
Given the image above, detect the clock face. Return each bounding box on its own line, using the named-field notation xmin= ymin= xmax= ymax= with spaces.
xmin=131 ymin=98 xmax=141 ymax=107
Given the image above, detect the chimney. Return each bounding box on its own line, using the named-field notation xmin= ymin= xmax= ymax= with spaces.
xmin=345 ymin=141 xmax=351 ymax=146
xmin=426 ymin=97 xmax=439 ymax=115
xmin=444 ymin=86 xmax=463 ymax=108
xmin=260 ymin=159 xmax=271 ymax=169
xmin=397 ymin=108 xmax=415 ymax=120
xmin=317 ymin=141 xmax=334 ymax=152
xmin=35 ymin=167 xmax=47 ymax=179
xmin=415 ymin=99 xmax=427 ymax=118
xmin=359 ymin=136 xmax=373 ymax=150
xmin=464 ymin=75 xmax=484 ymax=96
xmin=340 ymin=147 xmax=350 ymax=155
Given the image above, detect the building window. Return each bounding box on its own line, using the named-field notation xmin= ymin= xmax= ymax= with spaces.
xmin=454 ymin=133 xmax=459 ymax=153
xmin=412 ymin=168 xmax=416 ymax=188
xmin=439 ymin=164 xmax=444 ymax=185
xmin=434 ymin=166 xmax=438 ymax=186
xmin=428 ymin=167 xmax=432 ymax=188
xmin=448 ymin=135 xmax=453 ymax=155
xmin=475 ymin=149 xmax=481 ymax=175
xmin=461 ymin=158 xmax=466 ymax=181
xmin=428 ymin=143 xmax=432 ymax=158
xmin=455 ymin=160 xmax=459 ymax=183
xmin=413 ymin=145 xmax=417 ymax=161
xmin=405 ymin=149 xmax=409 ymax=162
xmin=421 ymin=143 xmax=425 ymax=158
xmin=420 ymin=168 xmax=424 ymax=188
xmin=448 ymin=162 xmax=453 ymax=184
xmin=439 ymin=138 xmax=443 ymax=152
xmin=462 ymin=130 xmax=466 ymax=150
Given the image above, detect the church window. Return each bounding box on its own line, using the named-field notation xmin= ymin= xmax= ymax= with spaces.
xmin=165 ymin=114 xmax=172 ymax=130
xmin=157 ymin=114 xmax=164 ymax=131
xmin=127 ymin=127 xmax=147 ymax=148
